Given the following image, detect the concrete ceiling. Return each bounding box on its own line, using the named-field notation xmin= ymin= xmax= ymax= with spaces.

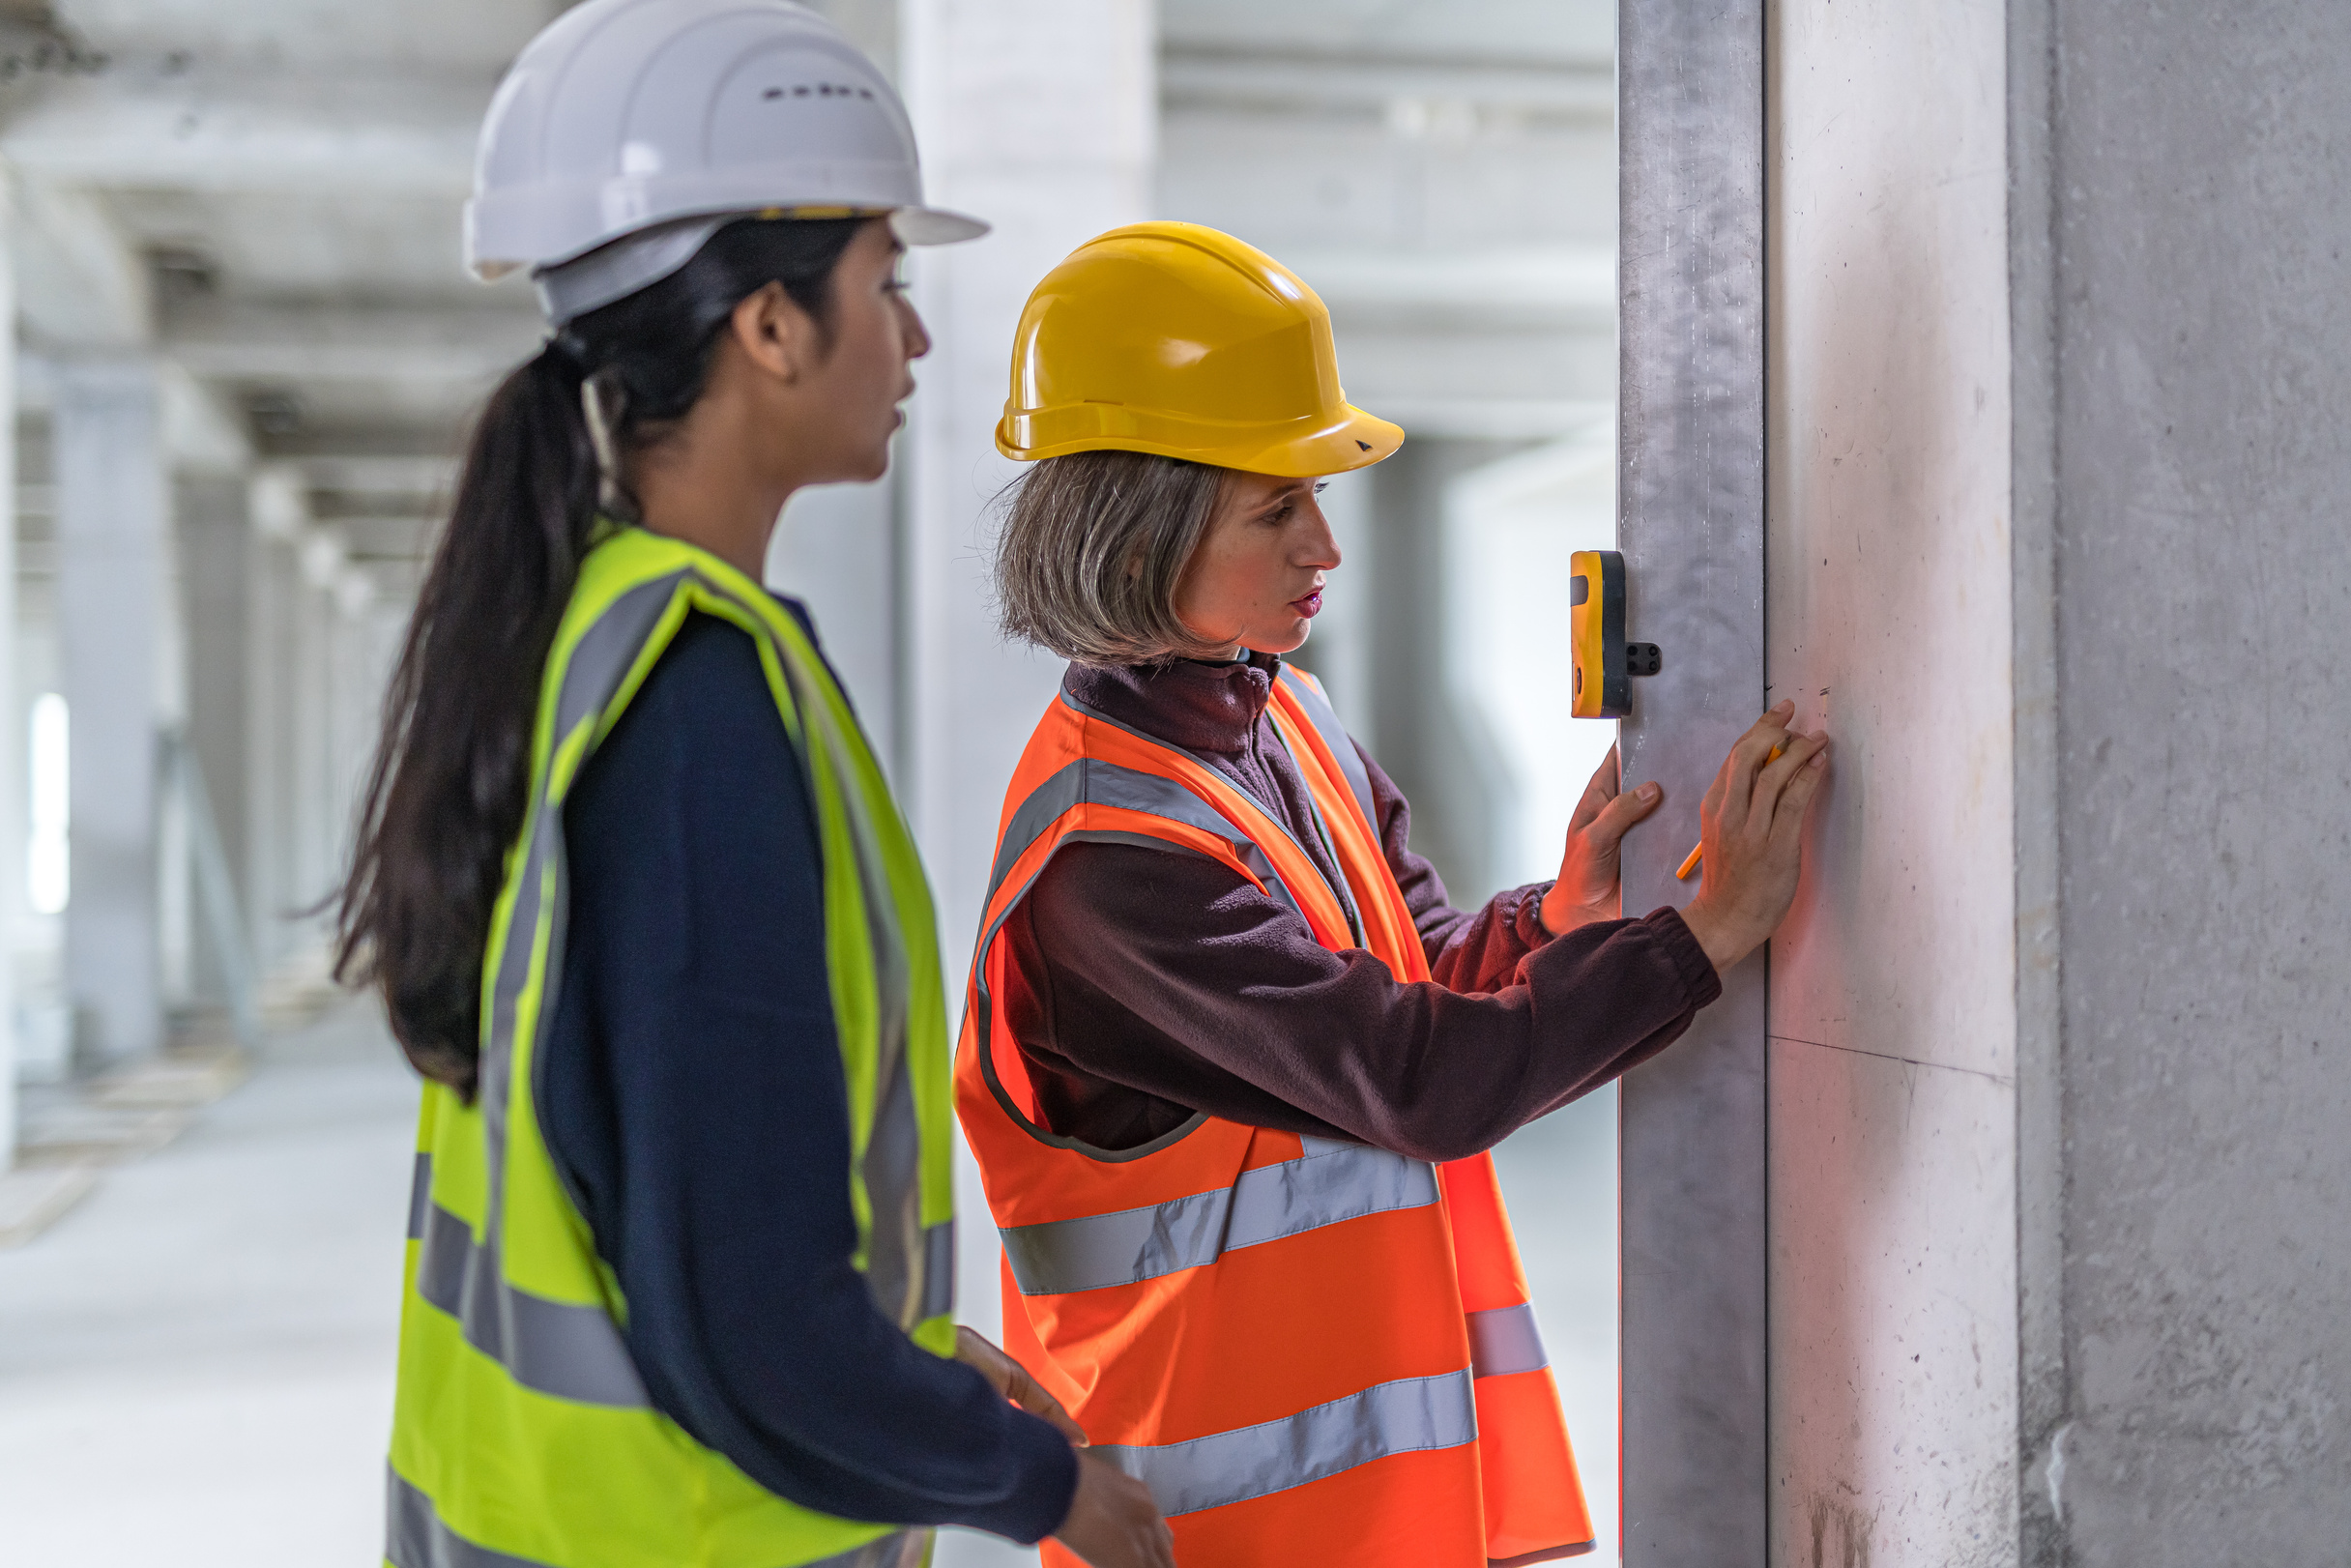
xmin=0 ymin=0 xmax=561 ymax=563
xmin=52 ymin=0 xmax=556 ymax=73
xmin=0 ymin=0 xmax=1615 ymax=560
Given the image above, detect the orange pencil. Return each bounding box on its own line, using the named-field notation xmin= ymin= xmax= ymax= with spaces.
xmin=1674 ymin=743 xmax=1783 ymax=880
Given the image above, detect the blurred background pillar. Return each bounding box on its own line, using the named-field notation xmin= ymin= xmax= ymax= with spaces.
xmin=53 ymin=358 xmax=164 ymax=1064
xmin=0 ymin=167 xmax=15 ymax=1163
xmin=176 ymin=472 xmax=253 ymax=1012
xmin=244 ymin=467 xmax=305 ymax=984
xmin=897 ymin=0 xmax=1157 ymax=956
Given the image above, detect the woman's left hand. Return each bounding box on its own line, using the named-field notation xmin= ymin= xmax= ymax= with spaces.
xmin=1539 ymin=746 xmax=1663 ymax=936
xmin=956 ymin=1325 xmax=1090 ymax=1446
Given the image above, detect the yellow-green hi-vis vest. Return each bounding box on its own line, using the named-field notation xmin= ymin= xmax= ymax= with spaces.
xmin=387 ymin=528 xmax=957 ymax=1568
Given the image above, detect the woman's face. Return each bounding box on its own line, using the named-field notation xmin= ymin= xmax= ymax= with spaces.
xmin=786 ymin=218 xmax=931 ymax=484
xmin=1172 ymin=472 xmax=1341 ymax=657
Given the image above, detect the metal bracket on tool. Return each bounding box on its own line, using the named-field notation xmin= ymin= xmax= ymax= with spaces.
xmin=1570 ymin=548 xmax=1662 ymax=717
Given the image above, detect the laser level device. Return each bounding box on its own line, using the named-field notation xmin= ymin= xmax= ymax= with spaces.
xmin=1570 ymin=549 xmax=1661 ymax=718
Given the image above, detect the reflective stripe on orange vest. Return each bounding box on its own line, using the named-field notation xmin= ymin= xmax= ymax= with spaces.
xmin=1001 ymin=1134 xmax=1439 ymax=1294
xmin=1092 ymin=1369 xmax=1480 ymax=1518
xmin=955 ymin=666 xmax=1596 ymax=1566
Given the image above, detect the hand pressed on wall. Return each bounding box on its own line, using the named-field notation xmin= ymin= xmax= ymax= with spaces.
xmin=1540 ymin=745 xmax=1664 ymax=936
xmin=1676 ymin=700 xmax=1831 ymax=974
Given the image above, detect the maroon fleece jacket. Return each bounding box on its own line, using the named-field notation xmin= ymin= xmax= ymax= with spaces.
xmin=995 ymin=652 xmax=1722 ymax=1160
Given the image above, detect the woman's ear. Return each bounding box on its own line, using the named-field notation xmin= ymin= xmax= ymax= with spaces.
xmin=729 ymin=281 xmax=818 ymax=386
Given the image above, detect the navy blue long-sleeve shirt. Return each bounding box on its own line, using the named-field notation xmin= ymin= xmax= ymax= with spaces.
xmin=538 ymin=607 xmax=1077 ymax=1543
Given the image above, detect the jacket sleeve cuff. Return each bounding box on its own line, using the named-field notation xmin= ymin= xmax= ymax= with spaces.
xmin=958 ymin=1408 xmax=1080 ymax=1546
xmin=1640 ymin=904 xmax=1724 ymax=1011
xmin=1511 ymin=881 xmax=1557 ymax=948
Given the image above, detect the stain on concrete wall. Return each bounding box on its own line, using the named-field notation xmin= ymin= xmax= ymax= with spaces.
xmin=1764 ymin=2 xmax=2019 ymax=1562
xmin=1808 ymin=1494 xmax=1878 ymax=1568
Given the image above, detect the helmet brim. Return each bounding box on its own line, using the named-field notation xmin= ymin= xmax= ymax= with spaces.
xmin=517 ymin=203 xmax=992 ymax=321
xmin=996 ymin=401 xmax=1405 ymax=478
xmin=890 ymin=206 xmax=991 ymax=247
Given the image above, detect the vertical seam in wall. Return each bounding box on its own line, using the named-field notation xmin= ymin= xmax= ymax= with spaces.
xmin=1758 ymin=2 xmax=1778 ymax=1548
xmin=2008 ymin=0 xmax=2069 ymax=1560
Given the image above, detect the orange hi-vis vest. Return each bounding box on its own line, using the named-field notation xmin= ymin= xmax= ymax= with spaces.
xmin=954 ymin=664 xmax=1596 ymax=1567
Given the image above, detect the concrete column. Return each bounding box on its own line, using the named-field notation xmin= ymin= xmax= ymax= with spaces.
xmin=0 ymin=175 xmax=16 ymax=1162
xmin=768 ymin=478 xmax=900 ymax=773
xmin=897 ymin=0 xmax=1155 ymax=952
xmin=178 ymin=475 xmax=253 ymax=1001
xmin=1760 ymin=3 xmax=2351 ymax=1562
xmin=1764 ymin=4 xmax=2017 ymax=1562
xmin=53 ymin=358 xmax=165 ymax=1064
xmin=245 ymin=470 xmax=302 ymax=975
xmin=288 ymin=537 xmax=334 ymax=940
xmin=323 ymin=564 xmax=381 ymax=892
xmin=155 ymin=485 xmax=189 ymax=1005
xmin=1615 ymin=1 xmax=1768 ymax=1560
xmin=2028 ymin=2 xmax=2351 ymax=1557
xmin=1364 ymin=437 xmax=1522 ymax=901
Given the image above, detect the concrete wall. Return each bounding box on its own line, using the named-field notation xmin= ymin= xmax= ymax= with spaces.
xmin=1764 ymin=3 xmax=2018 ymax=1562
xmin=1768 ymin=2 xmax=2351 ymax=1561
xmin=2026 ymin=1 xmax=2351 ymax=1558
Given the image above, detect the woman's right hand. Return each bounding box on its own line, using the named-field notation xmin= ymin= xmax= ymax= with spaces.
xmin=1055 ymin=1452 xmax=1176 ymax=1568
xmin=1678 ymin=700 xmax=1830 ymax=974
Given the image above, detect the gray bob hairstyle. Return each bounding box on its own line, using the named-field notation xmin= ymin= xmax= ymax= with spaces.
xmin=995 ymin=450 xmax=1234 ymax=666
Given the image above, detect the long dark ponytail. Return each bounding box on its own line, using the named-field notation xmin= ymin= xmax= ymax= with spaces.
xmin=334 ymin=217 xmax=865 ymax=1095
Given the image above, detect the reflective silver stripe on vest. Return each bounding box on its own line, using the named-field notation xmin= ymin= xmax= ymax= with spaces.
xmin=412 ymin=1180 xmax=649 ymax=1408
xmin=479 ymin=574 xmax=684 ymax=1260
xmin=983 ymin=755 xmax=1306 ymax=928
xmin=922 ymin=1217 xmax=955 ymax=1320
xmin=711 ymin=573 xmax=941 ymax=1333
xmin=390 ymin=1466 xmax=925 ymax=1568
xmin=1053 ymin=694 xmax=1337 ymax=926
xmin=1466 ymin=1302 xmax=1550 ymax=1379
xmin=1001 ymin=1135 xmax=1438 ymax=1296
xmin=856 ymin=1035 xmax=924 ymax=1324
xmin=1276 ymin=668 xmax=1379 ymax=834
xmin=1095 ymin=1369 xmax=1477 ymax=1518
xmin=388 ymin=1466 xmax=553 ymax=1568
xmin=407 ymin=1152 xmax=432 ymax=1241
xmin=431 ymin=580 xmax=681 ymax=1417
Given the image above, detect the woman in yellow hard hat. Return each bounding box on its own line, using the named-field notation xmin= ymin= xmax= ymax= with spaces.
xmin=953 ymin=221 xmax=1830 ymax=1568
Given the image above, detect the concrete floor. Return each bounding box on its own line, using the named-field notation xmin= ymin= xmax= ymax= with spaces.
xmin=0 ymin=1004 xmax=1620 ymax=1566
xmin=0 ymin=1002 xmax=418 ymax=1566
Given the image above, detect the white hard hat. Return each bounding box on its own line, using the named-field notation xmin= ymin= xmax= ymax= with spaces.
xmin=467 ymin=0 xmax=986 ymax=323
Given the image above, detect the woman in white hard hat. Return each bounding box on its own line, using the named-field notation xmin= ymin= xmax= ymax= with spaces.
xmin=334 ymin=6 xmax=1171 ymax=1568
xmin=953 ymin=222 xmax=1829 ymax=1567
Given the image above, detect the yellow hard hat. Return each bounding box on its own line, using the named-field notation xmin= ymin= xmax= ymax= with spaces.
xmin=995 ymin=221 xmax=1404 ymax=477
